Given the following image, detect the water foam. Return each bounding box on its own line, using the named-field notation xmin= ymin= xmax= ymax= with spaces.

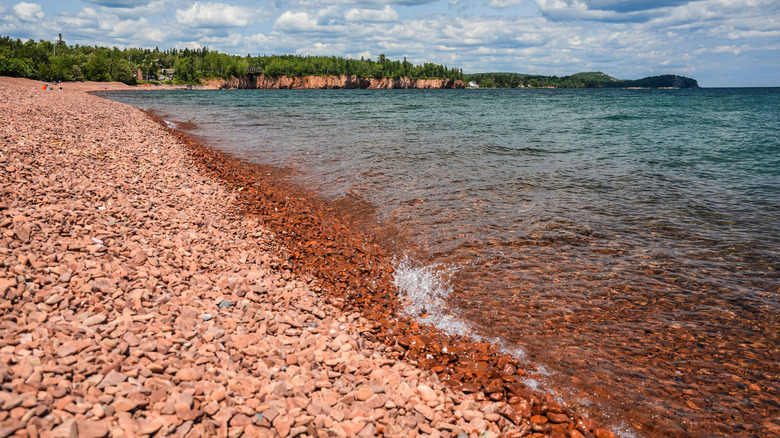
xmin=392 ymin=256 xmax=475 ymax=338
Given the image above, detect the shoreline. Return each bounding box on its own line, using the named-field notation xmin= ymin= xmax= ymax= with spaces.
xmin=1 ymin=76 xmax=616 ymax=438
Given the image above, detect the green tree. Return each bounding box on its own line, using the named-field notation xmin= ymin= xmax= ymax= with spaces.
xmin=107 ymin=58 xmax=136 ymax=84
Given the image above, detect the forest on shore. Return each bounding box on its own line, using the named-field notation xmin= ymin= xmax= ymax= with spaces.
xmin=0 ymin=34 xmax=463 ymax=85
xmin=1 ymin=34 xmax=698 ymax=89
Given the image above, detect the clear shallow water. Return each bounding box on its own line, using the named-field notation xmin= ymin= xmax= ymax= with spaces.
xmin=106 ymin=88 xmax=780 ymax=437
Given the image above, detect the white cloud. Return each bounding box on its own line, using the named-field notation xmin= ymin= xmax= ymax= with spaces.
xmin=726 ymin=29 xmax=780 ymax=39
xmin=174 ymin=41 xmax=203 ymax=50
xmin=711 ymin=45 xmax=749 ymax=55
xmin=83 ymin=0 xmax=153 ymax=8
xmin=488 ymin=0 xmax=526 ymax=7
xmin=13 ymin=2 xmax=44 ymax=21
xmin=345 ymin=5 xmax=399 ymax=22
xmin=175 ymin=2 xmax=256 ymax=28
xmin=275 ymin=11 xmax=319 ymax=32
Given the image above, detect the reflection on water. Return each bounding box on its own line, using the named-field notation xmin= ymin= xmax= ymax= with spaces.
xmin=105 ymin=88 xmax=780 ymax=437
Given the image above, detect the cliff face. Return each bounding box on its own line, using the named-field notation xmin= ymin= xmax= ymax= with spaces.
xmin=202 ymin=75 xmax=466 ymax=90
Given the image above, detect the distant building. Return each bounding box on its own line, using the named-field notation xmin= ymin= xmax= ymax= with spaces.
xmin=164 ymin=69 xmax=175 ymax=80
xmin=468 ymin=81 xmax=479 ymax=88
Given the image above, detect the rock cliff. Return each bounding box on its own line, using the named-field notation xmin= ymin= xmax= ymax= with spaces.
xmin=202 ymin=75 xmax=466 ymax=90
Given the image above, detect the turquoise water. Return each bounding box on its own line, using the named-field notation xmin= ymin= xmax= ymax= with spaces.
xmin=105 ymin=88 xmax=779 ymax=437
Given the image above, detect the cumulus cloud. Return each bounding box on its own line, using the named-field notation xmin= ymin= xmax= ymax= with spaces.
xmin=488 ymin=0 xmax=526 ymax=7
xmin=175 ymin=2 xmax=256 ymax=28
xmin=726 ymin=29 xmax=780 ymax=39
xmin=345 ymin=5 xmax=399 ymax=22
xmin=83 ymin=0 xmax=153 ymax=8
xmin=275 ymin=10 xmax=319 ymax=32
xmin=274 ymin=7 xmax=380 ymax=34
xmin=13 ymin=2 xmax=44 ymax=21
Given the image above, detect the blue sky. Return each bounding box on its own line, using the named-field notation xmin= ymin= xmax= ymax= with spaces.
xmin=1 ymin=0 xmax=778 ymax=86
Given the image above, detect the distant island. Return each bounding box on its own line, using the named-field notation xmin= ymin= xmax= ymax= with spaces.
xmin=0 ymin=34 xmax=697 ymax=89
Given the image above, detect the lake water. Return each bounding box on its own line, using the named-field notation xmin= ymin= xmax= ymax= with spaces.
xmin=105 ymin=88 xmax=779 ymax=437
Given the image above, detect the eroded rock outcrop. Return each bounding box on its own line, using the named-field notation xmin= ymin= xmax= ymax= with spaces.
xmin=203 ymin=75 xmax=466 ymax=90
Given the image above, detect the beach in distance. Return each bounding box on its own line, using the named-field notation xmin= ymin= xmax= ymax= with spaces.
xmin=2 ymin=77 xmax=778 ymax=438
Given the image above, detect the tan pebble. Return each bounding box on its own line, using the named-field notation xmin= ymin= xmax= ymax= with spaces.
xmin=64 ymin=402 xmax=89 ymax=415
xmin=97 ymin=371 xmax=126 ymax=388
xmin=178 ymin=409 xmax=205 ymax=422
xmin=203 ymin=401 xmax=220 ymax=416
xmin=414 ymin=403 xmax=435 ymax=421
xmin=469 ymin=417 xmax=488 ymax=432
xmin=112 ymin=397 xmax=139 ymax=412
xmin=462 ymin=409 xmax=483 ymax=422
xmin=176 ymin=367 xmax=200 ymax=381
xmin=485 ymin=412 xmax=501 ymax=422
xmin=175 ymin=402 xmax=191 ymax=415
xmin=76 ymin=419 xmax=109 ymax=438
xmin=137 ymin=420 xmax=164 ymax=436
xmin=177 ymin=392 xmax=194 ymax=409
xmin=83 ymin=314 xmax=107 ymax=327
xmin=354 ymin=386 xmax=375 ymax=401
xmin=55 ymin=395 xmax=75 ymax=411
xmin=364 ymin=394 xmax=389 ymax=409
xmin=0 ymin=419 xmax=24 ymax=437
xmin=56 ymin=345 xmax=78 ymax=357
xmin=273 ymin=414 xmax=293 ymax=437
xmin=230 ymin=414 xmax=254 ymax=427
xmin=91 ymin=404 xmax=106 ymax=419
xmin=59 ymin=271 xmax=72 ymax=283
xmin=0 ymin=278 xmax=16 ymax=295
xmin=50 ymin=419 xmax=77 ymax=438
xmin=209 ymin=388 xmax=227 ymax=402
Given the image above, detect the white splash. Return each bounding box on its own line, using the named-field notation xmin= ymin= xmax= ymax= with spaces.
xmin=392 ymin=256 xmax=475 ymax=338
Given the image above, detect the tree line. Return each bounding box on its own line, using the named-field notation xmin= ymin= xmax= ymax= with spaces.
xmin=465 ymin=71 xmax=699 ymax=88
xmin=0 ymin=34 xmax=464 ymax=85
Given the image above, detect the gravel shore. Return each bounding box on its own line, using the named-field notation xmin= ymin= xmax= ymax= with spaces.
xmin=0 ymin=77 xmax=614 ymax=438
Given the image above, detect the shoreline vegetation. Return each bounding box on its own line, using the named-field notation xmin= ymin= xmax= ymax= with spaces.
xmin=0 ymin=75 xmax=626 ymax=437
xmin=2 ymin=35 xmax=697 ymax=90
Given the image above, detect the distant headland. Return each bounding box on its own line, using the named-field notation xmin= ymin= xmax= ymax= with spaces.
xmin=1 ymin=34 xmax=697 ymax=90
xmin=465 ymin=71 xmax=699 ymax=89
